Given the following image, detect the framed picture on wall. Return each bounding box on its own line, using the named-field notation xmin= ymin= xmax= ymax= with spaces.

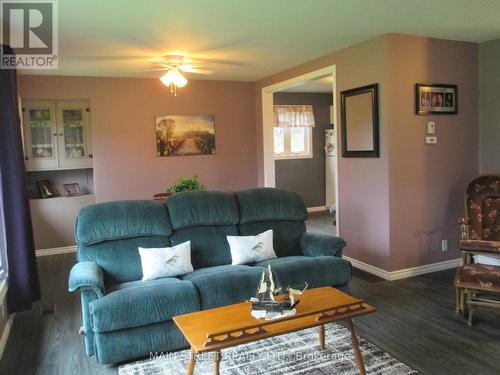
xmin=155 ymin=115 xmax=216 ymax=156
xmin=415 ymin=84 xmax=458 ymax=115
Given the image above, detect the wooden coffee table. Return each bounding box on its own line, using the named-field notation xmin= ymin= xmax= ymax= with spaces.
xmin=173 ymin=286 xmax=375 ymax=375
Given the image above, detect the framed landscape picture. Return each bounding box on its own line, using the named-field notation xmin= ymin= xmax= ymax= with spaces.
xmin=155 ymin=115 xmax=216 ymax=157
xmin=415 ymin=84 xmax=458 ymax=115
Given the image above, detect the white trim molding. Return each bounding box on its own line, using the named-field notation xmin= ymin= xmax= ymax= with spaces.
xmin=0 ymin=279 xmax=12 ymax=360
xmin=307 ymin=206 xmax=329 ymax=213
xmin=0 ymin=279 xmax=7 ymax=302
xmin=0 ymin=314 xmax=14 ymax=359
xmin=36 ymin=245 xmax=77 ymax=257
xmin=343 ymin=256 xmax=463 ymax=281
xmin=261 ymin=64 xmax=340 ymax=237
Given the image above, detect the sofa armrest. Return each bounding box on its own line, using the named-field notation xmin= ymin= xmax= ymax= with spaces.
xmin=301 ymin=232 xmax=347 ymax=258
xmin=68 ymin=262 xmax=105 ymax=298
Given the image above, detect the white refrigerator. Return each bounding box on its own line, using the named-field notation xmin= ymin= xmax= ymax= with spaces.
xmin=325 ymin=128 xmax=336 ymax=209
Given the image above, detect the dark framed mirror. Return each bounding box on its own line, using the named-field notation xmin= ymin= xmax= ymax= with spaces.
xmin=340 ymin=83 xmax=379 ymax=157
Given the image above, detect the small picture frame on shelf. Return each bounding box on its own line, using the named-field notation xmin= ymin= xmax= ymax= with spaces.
xmin=37 ymin=180 xmax=55 ymax=199
xmin=63 ymin=183 xmax=81 ymax=197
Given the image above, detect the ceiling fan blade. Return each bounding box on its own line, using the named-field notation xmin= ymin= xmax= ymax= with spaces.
xmin=180 ymin=66 xmax=214 ymax=75
xmin=132 ymin=67 xmax=170 ymax=72
xmin=184 ymin=56 xmax=244 ymax=66
xmin=66 ymin=55 xmax=147 ymax=61
xmin=189 ymin=68 xmax=215 ymax=75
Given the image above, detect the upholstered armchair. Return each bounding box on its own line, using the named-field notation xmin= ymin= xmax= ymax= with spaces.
xmin=454 ymin=175 xmax=500 ymax=325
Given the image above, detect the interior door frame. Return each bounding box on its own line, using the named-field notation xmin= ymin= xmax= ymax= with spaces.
xmin=260 ymin=65 xmax=340 ymax=235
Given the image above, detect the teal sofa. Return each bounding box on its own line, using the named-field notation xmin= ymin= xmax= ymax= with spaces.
xmin=68 ymin=188 xmax=351 ymax=364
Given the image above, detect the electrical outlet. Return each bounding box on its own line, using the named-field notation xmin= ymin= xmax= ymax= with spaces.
xmin=425 ymin=136 xmax=437 ymax=144
xmin=441 ymin=239 xmax=448 ymax=252
xmin=427 ymin=121 xmax=436 ymax=134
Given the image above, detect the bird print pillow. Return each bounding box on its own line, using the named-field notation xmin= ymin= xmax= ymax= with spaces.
xmin=139 ymin=241 xmax=194 ymax=281
xmin=227 ymin=230 xmax=277 ymax=265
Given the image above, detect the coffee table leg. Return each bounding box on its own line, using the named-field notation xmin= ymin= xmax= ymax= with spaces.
xmin=187 ymin=349 xmax=196 ymax=375
xmin=346 ymin=318 xmax=366 ymax=375
xmin=214 ymin=351 xmax=222 ymax=375
xmin=318 ymin=324 xmax=326 ymax=350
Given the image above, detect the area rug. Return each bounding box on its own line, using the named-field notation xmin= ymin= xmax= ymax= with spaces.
xmin=119 ymin=324 xmax=418 ymax=375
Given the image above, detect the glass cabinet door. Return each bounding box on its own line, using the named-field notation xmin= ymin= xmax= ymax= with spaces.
xmin=57 ymin=101 xmax=92 ymax=169
xmin=62 ymin=108 xmax=86 ymax=159
xmin=23 ymin=103 xmax=58 ymax=170
xmin=22 ymin=100 xmax=92 ymax=171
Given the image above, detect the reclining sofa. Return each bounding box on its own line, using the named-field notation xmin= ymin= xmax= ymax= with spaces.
xmin=68 ymin=188 xmax=351 ymax=364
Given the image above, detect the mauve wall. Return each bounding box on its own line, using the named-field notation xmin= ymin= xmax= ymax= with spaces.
xmin=18 ymin=76 xmax=258 ymax=202
xmin=274 ymin=92 xmax=333 ymax=207
xmin=479 ymin=38 xmax=500 ymax=173
xmin=256 ymin=35 xmax=392 ymax=270
xmin=386 ymin=34 xmax=479 ymax=270
xmin=256 ymin=33 xmax=479 ymax=271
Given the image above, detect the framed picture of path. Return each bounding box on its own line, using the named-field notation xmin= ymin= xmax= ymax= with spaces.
xmin=415 ymin=84 xmax=458 ymax=115
xmin=155 ymin=115 xmax=216 ymax=157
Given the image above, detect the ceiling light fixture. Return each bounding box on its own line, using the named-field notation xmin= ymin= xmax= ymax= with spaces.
xmin=160 ymin=67 xmax=188 ymax=96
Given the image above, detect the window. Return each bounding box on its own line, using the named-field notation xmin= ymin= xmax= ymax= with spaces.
xmin=273 ymin=126 xmax=312 ymax=159
xmin=273 ymin=104 xmax=315 ymax=159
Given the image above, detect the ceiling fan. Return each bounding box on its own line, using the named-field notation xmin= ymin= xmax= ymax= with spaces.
xmin=148 ymin=54 xmax=215 ymax=96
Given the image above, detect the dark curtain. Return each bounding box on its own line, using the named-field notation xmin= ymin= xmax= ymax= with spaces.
xmin=0 ymin=45 xmax=40 ymax=312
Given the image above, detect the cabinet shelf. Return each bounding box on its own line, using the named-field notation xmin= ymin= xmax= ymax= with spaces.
xmin=26 ymin=165 xmax=93 ymax=172
xmin=30 ymin=193 xmax=94 ymax=202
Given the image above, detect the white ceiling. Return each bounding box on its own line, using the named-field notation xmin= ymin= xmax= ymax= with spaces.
xmin=281 ymin=75 xmax=333 ymax=93
xmin=20 ymin=0 xmax=500 ymax=81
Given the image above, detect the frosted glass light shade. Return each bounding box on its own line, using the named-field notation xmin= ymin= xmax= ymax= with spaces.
xmin=160 ymin=70 xmax=187 ymax=88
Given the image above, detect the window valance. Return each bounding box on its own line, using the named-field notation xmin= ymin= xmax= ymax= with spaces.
xmin=273 ymin=105 xmax=315 ymax=128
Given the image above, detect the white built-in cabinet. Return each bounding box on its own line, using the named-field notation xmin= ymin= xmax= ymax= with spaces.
xmin=22 ymin=100 xmax=93 ymax=171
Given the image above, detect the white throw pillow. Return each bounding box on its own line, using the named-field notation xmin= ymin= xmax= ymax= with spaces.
xmin=227 ymin=230 xmax=277 ymax=265
xmin=138 ymin=241 xmax=193 ymax=281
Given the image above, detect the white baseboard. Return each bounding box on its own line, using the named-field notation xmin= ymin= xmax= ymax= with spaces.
xmin=343 ymin=256 xmax=390 ymax=280
xmin=307 ymin=206 xmax=328 ymax=213
xmin=343 ymin=256 xmax=463 ymax=281
xmin=36 ymin=245 xmax=77 ymax=257
xmin=0 ymin=313 xmax=14 ymax=359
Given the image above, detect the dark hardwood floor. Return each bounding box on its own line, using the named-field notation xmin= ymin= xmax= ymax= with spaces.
xmin=1 ymin=213 xmax=499 ymax=375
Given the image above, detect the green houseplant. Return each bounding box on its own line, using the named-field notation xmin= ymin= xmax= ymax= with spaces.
xmin=167 ymin=174 xmax=206 ymax=195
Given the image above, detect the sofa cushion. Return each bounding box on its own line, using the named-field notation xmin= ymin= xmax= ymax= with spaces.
xmin=239 ymin=221 xmax=305 ymax=257
xmin=90 ymin=278 xmax=199 ymax=333
xmin=180 ymin=264 xmax=264 ymax=309
xmin=94 ymin=320 xmax=188 ymax=365
xmin=253 ymin=256 xmax=352 ymax=289
xmin=79 ymin=236 xmax=171 ymax=285
xmin=455 ymin=264 xmax=500 ymax=289
xmin=166 ymin=190 xmax=239 ymax=230
xmin=76 ymin=200 xmax=171 ymax=245
xmin=235 ymin=188 xmax=308 ymax=224
xmin=171 ymin=225 xmax=237 ymax=269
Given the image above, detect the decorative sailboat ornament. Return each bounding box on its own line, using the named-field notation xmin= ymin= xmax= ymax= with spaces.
xmin=250 ymin=265 xmax=308 ymax=320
